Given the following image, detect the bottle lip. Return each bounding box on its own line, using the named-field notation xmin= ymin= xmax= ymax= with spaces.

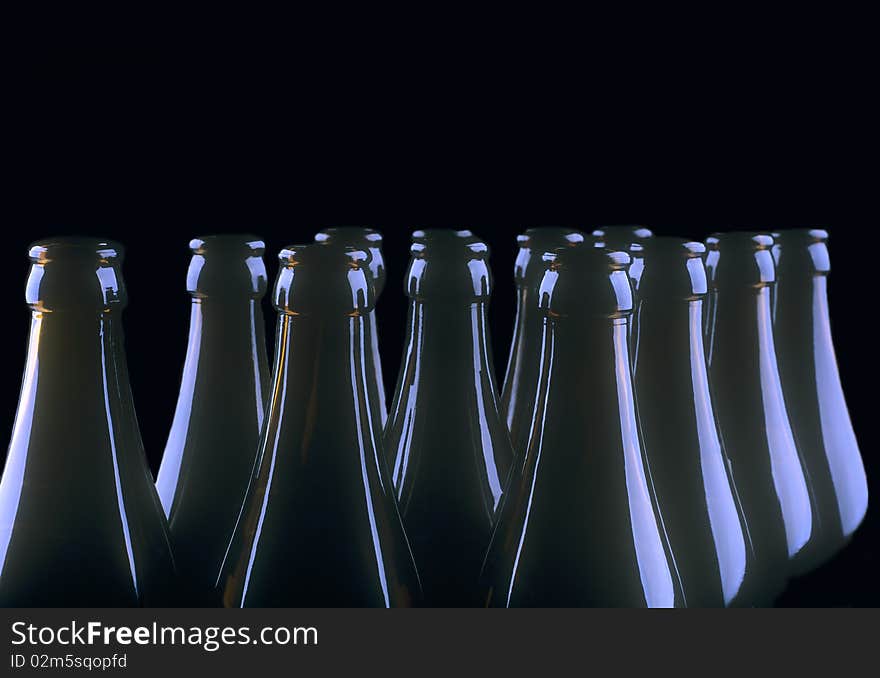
xmin=29 ymin=237 xmax=123 ymax=263
xmin=315 ymin=227 xmax=383 ymax=246
xmin=278 ymin=242 xmax=370 ymax=268
xmin=642 ymin=237 xmax=706 ymax=258
xmin=189 ymin=234 xmax=265 ymax=255
xmin=275 ymin=242 xmax=374 ymax=315
xmin=412 ymin=228 xmax=475 ymax=241
xmin=516 ymin=228 xmax=585 ymax=249
xmin=552 ymin=244 xmax=632 ymax=270
xmin=706 ymin=231 xmax=774 ymax=250
xmin=769 ymin=228 xmax=829 ymax=243
xmin=591 ymin=225 xmax=654 ymax=242
xmin=410 ymin=229 xmax=488 ymax=258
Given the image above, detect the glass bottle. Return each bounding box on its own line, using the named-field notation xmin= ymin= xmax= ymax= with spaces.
xmin=704 ymin=232 xmax=813 ymax=600
xmin=155 ymin=235 xmax=270 ymax=605
xmin=0 ymin=238 xmax=176 ymax=606
xmin=315 ymin=227 xmax=388 ymax=428
xmin=217 ymin=242 xmax=420 ymax=607
xmin=482 ymin=244 xmax=683 ymax=607
xmin=385 ymin=229 xmax=513 ymax=606
xmin=500 ymin=228 xmax=584 ymax=461
xmin=771 ymin=228 xmax=868 ymax=571
xmin=634 ymin=238 xmax=755 ymax=606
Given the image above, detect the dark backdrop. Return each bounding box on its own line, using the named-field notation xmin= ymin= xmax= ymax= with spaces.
xmin=3 ymin=49 xmax=873 ymax=606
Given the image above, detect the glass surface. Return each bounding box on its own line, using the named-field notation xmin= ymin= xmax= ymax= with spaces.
xmin=0 ymin=238 xmax=176 ymax=606
xmin=634 ymin=239 xmax=753 ymax=606
xmin=155 ymin=235 xmax=270 ymax=605
xmin=772 ymin=229 xmax=868 ymax=572
xmin=704 ymin=232 xmax=813 ymax=602
xmin=386 ymin=230 xmax=514 ymax=606
xmin=218 ymin=242 xmax=420 ymax=607
xmin=482 ymin=244 xmax=683 ymax=607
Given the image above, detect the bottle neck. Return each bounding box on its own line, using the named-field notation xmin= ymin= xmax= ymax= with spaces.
xmin=258 ymin=311 xmax=388 ymax=499
xmin=184 ymin=297 xmax=268 ymax=367
xmin=402 ymin=299 xmax=497 ymax=382
xmin=6 ymin=310 xmax=140 ymax=470
xmin=705 ymin=284 xmax=775 ymax=354
xmin=637 ymin=296 xmax=705 ymax=360
xmin=23 ymin=310 xmax=128 ymax=393
xmin=272 ymin=311 xmax=378 ymax=422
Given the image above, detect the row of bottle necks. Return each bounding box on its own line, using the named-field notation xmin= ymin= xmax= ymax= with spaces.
xmin=0 ymin=226 xmax=867 ymax=607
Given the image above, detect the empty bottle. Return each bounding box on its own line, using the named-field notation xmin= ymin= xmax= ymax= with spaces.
xmin=155 ymin=235 xmax=270 ymax=605
xmin=634 ymin=238 xmax=754 ymax=606
xmin=482 ymin=244 xmax=683 ymax=607
xmin=218 ymin=242 xmax=420 ymax=607
xmin=501 ymin=228 xmax=584 ymax=461
xmin=0 ymin=238 xmax=176 ymax=606
xmin=704 ymin=232 xmax=813 ymax=600
xmin=386 ymin=229 xmax=513 ymax=606
xmin=771 ymin=228 xmax=868 ymax=571
xmin=315 ymin=227 xmax=388 ymax=428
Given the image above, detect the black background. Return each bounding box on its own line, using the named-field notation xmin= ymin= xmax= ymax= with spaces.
xmin=2 ymin=47 xmax=874 ymax=606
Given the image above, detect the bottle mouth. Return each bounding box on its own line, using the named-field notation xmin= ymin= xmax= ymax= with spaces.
xmin=279 ymin=242 xmax=369 ymax=268
xmin=314 ymin=228 xmax=386 ymax=295
xmin=29 ymin=237 xmax=123 ymax=264
xmin=412 ymin=228 xmax=475 ymax=241
xmin=591 ymin=225 xmax=654 ymax=247
xmin=26 ymin=237 xmax=127 ymax=312
xmin=705 ymin=232 xmax=776 ymax=286
xmin=706 ymin=231 xmax=774 ymax=251
xmin=542 ymin=244 xmax=633 ymax=317
xmin=275 ymin=242 xmax=374 ymax=315
xmin=516 ymin=228 xmax=585 ymax=250
xmin=314 ymin=227 xmax=383 ymax=246
xmin=406 ymin=230 xmax=492 ymax=300
xmin=642 ymin=238 xmax=706 ymax=258
xmin=410 ymin=229 xmax=488 ymax=259
xmin=187 ymin=234 xmax=267 ymax=299
xmin=189 ymin=234 xmax=265 ymax=256
xmin=550 ymin=244 xmax=632 ymax=272
xmin=770 ymin=228 xmax=829 ymax=244
xmin=639 ymin=238 xmax=708 ymax=298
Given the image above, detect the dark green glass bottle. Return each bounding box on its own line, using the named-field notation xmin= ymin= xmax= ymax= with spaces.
xmin=771 ymin=229 xmax=868 ymax=572
xmin=218 ymin=242 xmax=420 ymax=607
xmin=155 ymin=235 xmax=270 ymax=605
xmin=0 ymin=238 xmax=176 ymax=606
xmin=634 ymin=238 xmax=755 ymax=606
xmin=501 ymin=228 xmax=584 ymax=461
xmin=315 ymin=227 xmax=388 ymax=428
xmin=482 ymin=244 xmax=683 ymax=607
xmin=386 ymin=229 xmax=514 ymax=606
xmin=704 ymin=232 xmax=813 ymax=600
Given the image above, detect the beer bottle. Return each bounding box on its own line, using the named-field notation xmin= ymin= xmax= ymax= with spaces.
xmin=635 ymin=238 xmax=754 ymax=606
xmin=0 ymin=238 xmax=176 ymax=606
xmin=155 ymin=235 xmax=270 ymax=605
xmin=482 ymin=244 xmax=683 ymax=607
xmin=771 ymin=228 xmax=868 ymax=572
xmin=218 ymin=242 xmax=420 ymax=607
xmin=386 ymin=229 xmax=514 ymax=606
xmin=704 ymin=232 xmax=813 ymax=600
